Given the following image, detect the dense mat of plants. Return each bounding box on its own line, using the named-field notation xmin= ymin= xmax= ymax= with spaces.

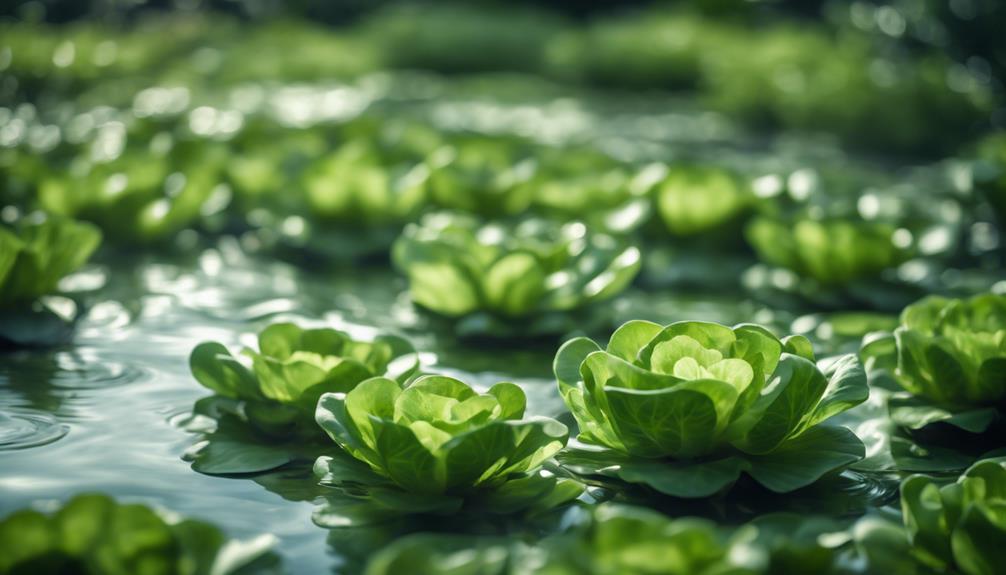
xmin=1 ymin=2 xmax=1005 ymax=574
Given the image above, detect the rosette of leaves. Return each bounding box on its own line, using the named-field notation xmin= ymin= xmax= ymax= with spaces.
xmin=185 ymin=322 xmax=418 ymax=474
xmin=529 ymin=148 xmax=649 ymax=234
xmin=303 ymin=140 xmax=429 ymax=226
xmin=899 ymin=458 xmax=1006 ymax=575
xmin=38 ymin=140 xmax=227 ymax=243
xmin=427 ymin=138 xmax=537 ymax=217
xmin=0 ymin=493 xmax=280 ymax=575
xmin=0 ymin=214 xmax=102 ymax=347
xmin=654 ymin=166 xmax=751 ymax=238
xmin=391 ymin=213 xmax=641 ymax=336
xmin=313 ymin=374 xmax=581 ymax=520
xmin=745 ymin=215 xmax=909 ymax=286
xmin=554 ymin=319 xmax=868 ymax=498
xmin=884 ymin=294 xmax=1006 ymax=436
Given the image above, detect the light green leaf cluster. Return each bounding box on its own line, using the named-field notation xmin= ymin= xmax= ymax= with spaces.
xmin=315 ymin=374 xmax=568 ymax=495
xmin=38 ymin=143 xmax=226 ymax=243
xmin=0 ymin=215 xmax=102 ymax=306
xmin=0 ymin=493 xmax=279 ymax=575
xmin=655 ymin=166 xmax=750 ymax=236
xmin=392 ymin=213 xmax=641 ymax=318
xmin=893 ymin=294 xmax=1006 ymax=409
xmin=555 ymin=320 xmax=868 ymax=495
xmin=427 ymin=138 xmax=537 ymax=217
xmin=190 ymin=322 xmax=418 ymax=436
xmin=901 ymin=458 xmax=1006 ymax=575
xmin=303 ymin=140 xmax=429 ymax=225
xmin=746 ymin=216 xmax=908 ymax=285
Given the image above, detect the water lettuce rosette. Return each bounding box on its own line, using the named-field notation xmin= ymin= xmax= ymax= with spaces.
xmin=654 ymin=166 xmax=750 ymax=237
xmin=885 ymin=293 xmax=1006 ymax=434
xmin=392 ymin=213 xmax=641 ymax=331
xmin=0 ymin=214 xmax=102 ymax=347
xmin=899 ymin=457 xmax=1006 ymax=575
xmin=0 ymin=215 xmax=101 ymax=306
xmin=427 ymin=137 xmax=537 ymax=217
xmin=554 ymin=319 xmax=868 ymax=497
xmin=745 ymin=215 xmax=909 ymax=286
xmin=185 ymin=322 xmax=418 ymax=474
xmin=529 ymin=148 xmax=648 ymax=234
xmin=313 ymin=375 xmax=580 ymax=517
xmin=38 ymin=141 xmax=226 ymax=243
xmin=0 ymin=493 xmax=279 ymax=575
xmin=303 ymin=140 xmax=429 ymax=226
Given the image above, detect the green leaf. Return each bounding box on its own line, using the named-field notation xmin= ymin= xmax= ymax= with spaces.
xmin=730 ymin=353 xmax=828 ymax=454
xmin=804 ymin=354 xmax=869 ymax=428
xmin=781 ymin=334 xmax=816 ymax=362
xmin=482 ymin=251 xmax=547 ymax=317
xmin=371 ymin=418 xmax=443 ymax=493
xmin=405 ymin=261 xmax=481 ymax=317
xmin=890 ymin=435 xmax=977 ymax=473
xmin=190 ymin=343 xmax=260 ymax=401
xmin=186 ymin=438 xmax=295 ymax=475
xmin=901 ymin=475 xmax=954 ymax=567
xmin=257 ymin=322 xmax=306 ymax=360
xmin=952 ymin=502 xmax=1006 ymax=575
xmin=616 ymin=455 xmax=748 ymax=498
xmin=746 ymin=425 xmax=864 ymax=493
xmin=605 ymin=320 xmax=662 ymax=363
xmin=889 ymin=395 xmax=999 ymax=433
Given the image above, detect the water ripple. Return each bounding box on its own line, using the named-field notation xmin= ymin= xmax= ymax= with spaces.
xmin=0 ymin=410 xmax=69 ymax=450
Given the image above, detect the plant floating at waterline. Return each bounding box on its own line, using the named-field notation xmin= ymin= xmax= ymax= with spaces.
xmin=745 ymin=215 xmax=910 ymax=286
xmin=899 ymin=457 xmax=1006 ymax=575
xmin=654 ymin=165 xmax=750 ymax=237
xmin=886 ymin=293 xmax=1006 ymax=434
xmin=392 ymin=212 xmax=641 ymax=331
xmin=0 ymin=214 xmax=102 ymax=347
xmin=184 ymin=322 xmax=418 ymax=474
xmin=303 ymin=140 xmax=430 ymax=226
xmin=0 ymin=493 xmax=280 ymax=575
xmin=553 ymin=319 xmax=869 ymax=497
xmin=0 ymin=215 xmax=101 ymax=306
xmin=313 ymin=374 xmax=581 ymax=517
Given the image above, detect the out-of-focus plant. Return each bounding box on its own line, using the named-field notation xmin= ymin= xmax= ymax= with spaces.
xmin=530 ymin=148 xmax=649 ymax=234
xmin=654 ymin=165 xmax=751 ymax=237
xmin=0 ymin=214 xmax=101 ymax=306
xmin=303 ymin=140 xmax=429 ymax=226
xmin=900 ymin=458 xmax=1006 ymax=575
xmin=545 ymin=11 xmax=718 ymax=90
xmin=392 ymin=213 xmax=641 ymax=332
xmin=973 ymin=134 xmax=1006 ymax=227
xmin=37 ymin=140 xmax=228 ymax=244
xmin=0 ymin=493 xmax=280 ymax=575
xmin=184 ymin=322 xmax=418 ymax=474
xmin=364 ymin=504 xmax=848 ymax=575
xmin=364 ymin=4 xmax=561 ymax=74
xmin=313 ymin=374 xmax=580 ymax=518
xmin=703 ymin=26 xmax=990 ymax=156
xmin=554 ymin=319 xmax=867 ymax=497
xmin=427 ymin=138 xmax=537 ymax=217
xmin=746 ymin=215 xmax=910 ymax=285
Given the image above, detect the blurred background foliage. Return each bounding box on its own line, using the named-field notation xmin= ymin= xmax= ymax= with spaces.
xmin=0 ymin=0 xmax=1002 ymax=156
